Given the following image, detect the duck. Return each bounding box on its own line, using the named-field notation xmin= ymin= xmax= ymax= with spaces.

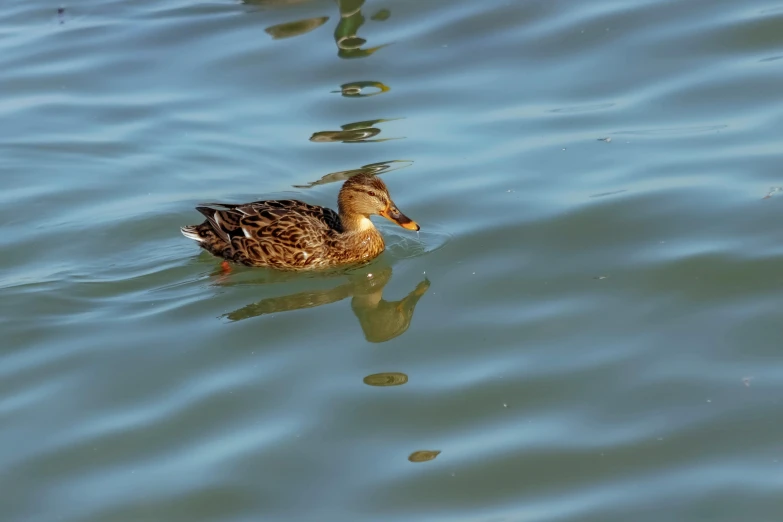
xmin=180 ymin=173 xmax=420 ymax=270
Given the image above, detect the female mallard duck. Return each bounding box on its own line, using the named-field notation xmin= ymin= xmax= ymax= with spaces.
xmin=181 ymin=173 xmax=420 ymax=270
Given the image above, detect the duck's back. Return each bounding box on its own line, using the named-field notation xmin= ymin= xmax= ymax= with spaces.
xmin=201 ymin=199 xmax=342 ymax=235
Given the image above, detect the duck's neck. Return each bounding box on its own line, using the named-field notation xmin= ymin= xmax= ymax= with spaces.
xmin=338 ymin=213 xmax=385 ymax=253
xmin=340 ymin=213 xmax=376 ymax=233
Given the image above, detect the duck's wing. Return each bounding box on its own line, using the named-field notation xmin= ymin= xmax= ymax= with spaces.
xmin=196 ymin=201 xmax=339 ymax=268
xmin=235 ymin=211 xmax=339 ymax=268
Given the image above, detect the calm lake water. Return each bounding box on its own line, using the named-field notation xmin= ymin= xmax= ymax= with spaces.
xmin=3 ymin=0 xmax=783 ymax=520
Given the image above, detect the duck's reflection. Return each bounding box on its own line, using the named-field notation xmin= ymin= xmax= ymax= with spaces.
xmin=294 ymin=159 xmax=412 ymax=188
xmin=224 ymin=266 xmax=429 ymax=343
xmin=310 ymin=118 xmax=402 ymax=143
xmin=332 ymin=80 xmax=390 ymax=98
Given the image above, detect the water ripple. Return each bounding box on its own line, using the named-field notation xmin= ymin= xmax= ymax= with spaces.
xmin=4 ymin=0 xmax=783 ymax=520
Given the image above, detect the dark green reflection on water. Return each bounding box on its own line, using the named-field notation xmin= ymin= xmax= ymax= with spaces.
xmin=310 ymin=118 xmax=402 ymax=143
xmin=408 ymin=450 xmax=441 ymax=463
xmin=223 ymin=266 xmax=429 ymax=343
xmin=264 ymin=16 xmax=329 ymax=39
xmin=370 ymin=8 xmax=390 ymax=21
xmin=248 ymin=0 xmax=391 ymax=59
xmin=363 ymin=372 xmax=408 ymax=386
xmin=294 ymin=159 xmax=412 ymax=188
xmin=332 ymin=80 xmax=390 ymax=98
xmin=334 ymin=0 xmax=390 ymax=59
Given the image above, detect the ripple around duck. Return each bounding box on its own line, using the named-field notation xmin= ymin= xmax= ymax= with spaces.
xmin=382 ymin=224 xmax=452 ymax=261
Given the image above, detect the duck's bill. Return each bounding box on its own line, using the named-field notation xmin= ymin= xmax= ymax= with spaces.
xmin=381 ymin=205 xmax=420 ymax=231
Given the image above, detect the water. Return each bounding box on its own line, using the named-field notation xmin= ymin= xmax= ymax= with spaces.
xmin=3 ymin=0 xmax=783 ymax=520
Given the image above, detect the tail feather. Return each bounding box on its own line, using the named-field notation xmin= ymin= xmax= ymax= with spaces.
xmin=180 ymin=225 xmax=204 ymax=242
xmin=181 ymin=221 xmax=233 ymax=260
xmin=195 ymin=206 xmax=232 ymax=244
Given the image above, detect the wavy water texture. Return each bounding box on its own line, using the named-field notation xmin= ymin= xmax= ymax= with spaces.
xmin=2 ymin=0 xmax=783 ymax=520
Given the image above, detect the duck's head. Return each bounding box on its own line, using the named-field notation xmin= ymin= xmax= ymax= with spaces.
xmin=338 ymin=174 xmax=420 ymax=231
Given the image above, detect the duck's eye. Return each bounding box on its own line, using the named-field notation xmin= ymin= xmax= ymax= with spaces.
xmin=368 ymin=191 xmax=376 ymax=197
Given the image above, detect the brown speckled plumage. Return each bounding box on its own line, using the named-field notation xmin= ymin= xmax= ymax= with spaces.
xmin=181 ymin=174 xmax=420 ymax=270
